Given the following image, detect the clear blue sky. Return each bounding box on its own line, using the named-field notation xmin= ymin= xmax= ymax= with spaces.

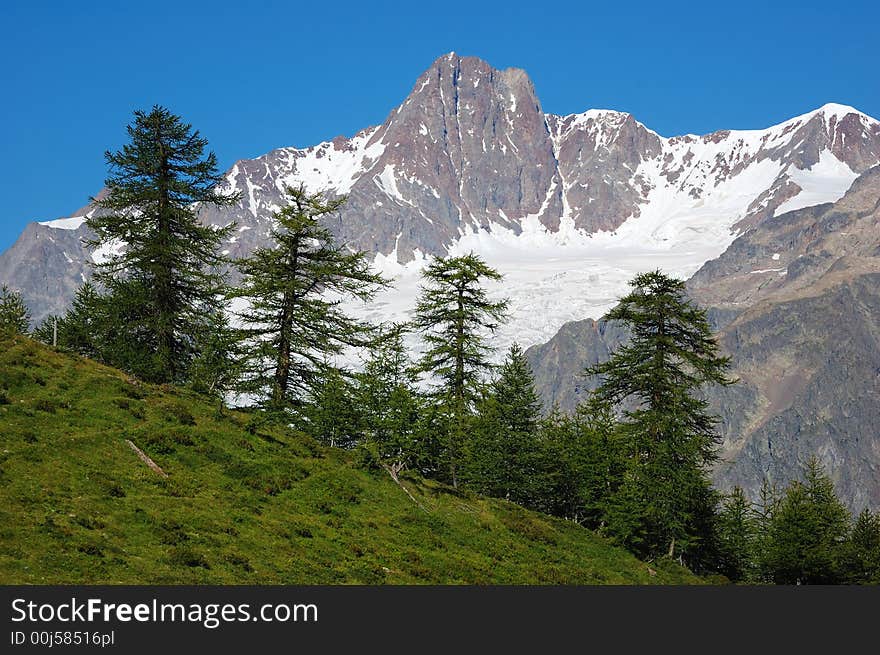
xmin=2 ymin=0 xmax=878 ymax=252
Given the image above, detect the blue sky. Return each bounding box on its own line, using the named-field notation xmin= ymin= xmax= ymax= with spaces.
xmin=1 ymin=0 xmax=878 ymax=252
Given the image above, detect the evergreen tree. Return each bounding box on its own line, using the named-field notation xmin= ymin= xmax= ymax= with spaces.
xmin=0 ymin=285 xmax=30 ymax=335
xmin=33 ymin=315 xmax=62 ymax=346
xmin=33 ymin=282 xmax=104 ymax=358
xmin=187 ymin=308 xmax=244 ymax=402
xmin=233 ymin=184 xmax=387 ymax=414
xmin=841 ymin=508 xmax=880 ymax=584
xmin=303 ymin=367 xmax=363 ymax=448
xmin=587 ymin=270 xmax=733 ymax=563
xmin=413 ymin=253 xmax=509 ymax=487
xmin=532 ymin=400 xmax=623 ymax=524
xmin=98 ymin=279 xmax=164 ymax=376
xmin=763 ymin=458 xmax=850 ymax=584
xmin=753 ymin=479 xmax=781 ymax=582
xmin=355 ymin=325 xmax=424 ymax=471
xmin=86 ymin=105 xmax=238 ymax=383
xmin=534 ymin=408 xmax=583 ymax=518
xmin=715 ymin=487 xmax=758 ymax=582
xmin=466 ymin=343 xmax=543 ymax=506
xmin=569 ymin=398 xmax=625 ymax=528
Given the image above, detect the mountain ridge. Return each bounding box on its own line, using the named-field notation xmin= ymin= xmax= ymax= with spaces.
xmin=525 ymin=164 xmax=880 ymax=509
xmin=3 ymin=54 xmax=879 ymax=358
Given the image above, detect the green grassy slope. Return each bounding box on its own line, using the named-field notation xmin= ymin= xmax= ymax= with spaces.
xmin=0 ymin=336 xmax=699 ymax=584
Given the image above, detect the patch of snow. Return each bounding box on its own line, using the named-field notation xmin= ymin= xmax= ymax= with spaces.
xmin=749 ymin=267 xmax=787 ymax=275
xmin=374 ymin=164 xmax=407 ymax=203
xmin=39 ymin=215 xmax=86 ymax=230
xmin=774 ymin=150 xmax=859 ymax=216
xmin=341 ymin=106 xmax=880 ymax=361
xmin=276 ymin=127 xmax=386 ymax=197
xmin=91 ymin=238 xmax=125 ymax=265
xmin=245 ymin=178 xmax=261 ymax=217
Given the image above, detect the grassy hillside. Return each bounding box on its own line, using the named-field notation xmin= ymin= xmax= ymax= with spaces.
xmin=0 ymin=336 xmax=699 ymax=584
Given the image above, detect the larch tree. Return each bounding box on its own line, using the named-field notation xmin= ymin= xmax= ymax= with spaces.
xmin=0 ymin=285 xmax=31 ymax=336
xmin=841 ymin=508 xmax=880 ymax=584
xmin=715 ymin=486 xmax=758 ymax=582
xmin=763 ymin=457 xmax=850 ymax=584
xmin=233 ymin=184 xmax=387 ymax=415
xmin=467 ymin=343 xmax=543 ymax=506
xmin=413 ymin=253 xmax=509 ymax=487
xmin=587 ymin=270 xmax=733 ymax=564
xmin=355 ymin=324 xmax=424 ymax=472
xmin=33 ymin=282 xmax=103 ymax=358
xmin=86 ymin=105 xmax=238 ymax=383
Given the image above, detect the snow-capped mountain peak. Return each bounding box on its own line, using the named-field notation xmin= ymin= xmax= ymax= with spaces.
xmin=4 ymin=53 xmax=880 ymax=358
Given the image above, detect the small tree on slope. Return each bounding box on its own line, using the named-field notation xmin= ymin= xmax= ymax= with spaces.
xmin=0 ymin=286 xmax=31 ymax=336
xmin=413 ymin=253 xmax=508 ymax=487
xmin=467 ymin=343 xmax=543 ymax=506
xmin=233 ymin=184 xmax=387 ymax=416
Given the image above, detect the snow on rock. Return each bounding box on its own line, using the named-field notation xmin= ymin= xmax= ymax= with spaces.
xmin=91 ymin=238 xmax=125 ymax=265
xmin=774 ymin=150 xmax=859 ymax=216
xmin=344 ymin=102 xmax=880 ymax=361
xmin=278 ymin=127 xmax=386 ymax=195
xmin=39 ymin=215 xmax=86 ymax=230
xmin=28 ymin=57 xmax=880 ymax=367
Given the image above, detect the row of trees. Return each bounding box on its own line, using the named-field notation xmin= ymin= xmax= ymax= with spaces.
xmin=716 ymin=462 xmax=880 ymax=584
xmin=17 ymin=106 xmax=515 ymax=493
xmin=4 ymin=105 xmax=878 ymax=582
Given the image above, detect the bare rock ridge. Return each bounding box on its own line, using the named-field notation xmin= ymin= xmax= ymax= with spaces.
xmin=525 ymin=165 xmax=880 ymax=509
xmin=3 ymin=53 xmax=880 ymax=324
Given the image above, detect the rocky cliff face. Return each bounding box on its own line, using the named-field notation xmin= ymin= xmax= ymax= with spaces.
xmin=526 ymin=166 xmax=880 ymax=509
xmin=3 ymin=54 xmax=879 ymax=328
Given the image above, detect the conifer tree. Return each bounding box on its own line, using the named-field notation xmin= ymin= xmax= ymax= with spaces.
xmin=33 ymin=315 xmax=61 ymax=346
xmin=304 ymin=367 xmax=363 ymax=448
xmin=587 ymin=270 xmax=733 ymax=562
xmin=569 ymin=398 xmax=625 ymax=527
xmin=753 ymin=479 xmax=781 ymax=582
xmin=534 ymin=408 xmax=582 ymax=517
xmin=187 ymin=308 xmax=244 ymax=402
xmin=467 ymin=343 xmax=543 ymax=505
xmin=34 ymin=282 xmax=104 ymax=358
xmin=764 ymin=458 xmax=850 ymax=584
xmin=356 ymin=325 xmax=424 ymax=470
xmin=0 ymin=285 xmax=30 ymax=335
xmin=233 ymin=184 xmax=387 ymax=414
xmin=86 ymin=105 xmax=238 ymax=383
xmin=841 ymin=508 xmax=880 ymax=584
xmin=528 ymin=400 xmax=622 ymax=523
xmin=715 ymin=487 xmax=758 ymax=582
xmin=413 ymin=253 xmax=509 ymax=486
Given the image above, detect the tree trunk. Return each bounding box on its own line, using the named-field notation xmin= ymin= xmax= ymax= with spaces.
xmin=155 ymin=124 xmax=176 ymax=383
xmin=273 ymin=293 xmax=294 ymax=406
xmin=273 ymin=241 xmax=300 ymax=406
